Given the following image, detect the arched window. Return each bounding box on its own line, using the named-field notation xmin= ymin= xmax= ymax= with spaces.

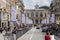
xmin=35 ymin=19 xmax=38 ymax=24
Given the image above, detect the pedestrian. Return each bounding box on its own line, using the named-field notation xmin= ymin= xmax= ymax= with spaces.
xmin=12 ymin=27 xmax=17 ymax=40
xmin=50 ymin=32 xmax=55 ymax=40
xmin=45 ymin=32 xmax=50 ymax=40
xmin=0 ymin=27 xmax=3 ymax=33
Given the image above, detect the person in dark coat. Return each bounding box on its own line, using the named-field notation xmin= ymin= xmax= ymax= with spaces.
xmin=45 ymin=32 xmax=50 ymax=40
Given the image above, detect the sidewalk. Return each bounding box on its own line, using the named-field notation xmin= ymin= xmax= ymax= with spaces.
xmin=55 ymin=36 xmax=60 ymax=40
xmin=17 ymin=27 xmax=45 ymax=40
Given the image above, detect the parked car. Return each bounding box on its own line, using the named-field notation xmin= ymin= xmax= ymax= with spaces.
xmin=42 ymin=27 xmax=48 ymax=32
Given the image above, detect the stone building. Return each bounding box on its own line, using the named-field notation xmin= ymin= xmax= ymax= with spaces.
xmin=50 ymin=0 xmax=60 ymax=24
xmin=0 ymin=0 xmax=24 ymax=27
xmin=25 ymin=5 xmax=50 ymax=26
xmin=0 ymin=0 xmax=11 ymax=27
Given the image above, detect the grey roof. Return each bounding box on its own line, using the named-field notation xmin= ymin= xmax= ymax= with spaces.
xmin=39 ymin=6 xmax=49 ymax=10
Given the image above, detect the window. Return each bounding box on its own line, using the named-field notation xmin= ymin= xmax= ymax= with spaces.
xmin=36 ymin=12 xmax=38 ymax=17
xmin=40 ymin=12 xmax=43 ymax=17
xmin=31 ymin=12 xmax=34 ymax=17
xmin=8 ymin=21 xmax=10 ymax=26
xmin=45 ymin=13 xmax=46 ymax=17
xmin=3 ymin=13 xmax=5 ymax=19
xmin=59 ymin=17 xmax=60 ymax=20
xmin=50 ymin=14 xmax=52 ymax=17
xmin=25 ymin=14 xmax=26 ymax=16
xmin=27 ymin=13 xmax=29 ymax=17
xmin=35 ymin=19 xmax=38 ymax=24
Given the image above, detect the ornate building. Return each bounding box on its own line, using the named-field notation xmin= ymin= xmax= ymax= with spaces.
xmin=50 ymin=0 xmax=60 ymax=24
xmin=25 ymin=5 xmax=50 ymax=26
xmin=0 ymin=0 xmax=11 ymax=27
xmin=0 ymin=0 xmax=24 ymax=27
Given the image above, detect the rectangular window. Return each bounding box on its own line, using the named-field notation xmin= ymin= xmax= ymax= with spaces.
xmin=36 ymin=12 xmax=38 ymax=17
xmin=27 ymin=13 xmax=29 ymax=17
xmin=3 ymin=13 xmax=6 ymax=19
xmin=8 ymin=21 xmax=10 ymax=26
xmin=31 ymin=12 xmax=34 ymax=17
xmin=59 ymin=17 xmax=60 ymax=20
xmin=40 ymin=12 xmax=43 ymax=17
xmin=45 ymin=13 xmax=46 ymax=17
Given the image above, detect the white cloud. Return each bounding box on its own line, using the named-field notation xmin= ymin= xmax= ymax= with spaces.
xmin=32 ymin=0 xmax=50 ymax=6
xmin=23 ymin=0 xmax=52 ymax=9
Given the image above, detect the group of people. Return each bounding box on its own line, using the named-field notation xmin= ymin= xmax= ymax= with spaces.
xmin=0 ymin=26 xmax=10 ymax=33
xmin=45 ymin=32 xmax=55 ymax=40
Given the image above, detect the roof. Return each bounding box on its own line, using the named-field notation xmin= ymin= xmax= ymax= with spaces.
xmin=39 ymin=6 xmax=49 ymax=10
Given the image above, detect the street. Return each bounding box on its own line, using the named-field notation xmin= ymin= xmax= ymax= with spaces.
xmin=18 ymin=27 xmax=60 ymax=40
xmin=0 ymin=27 xmax=59 ymax=40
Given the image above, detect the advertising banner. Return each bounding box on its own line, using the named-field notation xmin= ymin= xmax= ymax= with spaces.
xmin=10 ymin=6 xmax=16 ymax=21
xmin=50 ymin=14 xmax=55 ymax=23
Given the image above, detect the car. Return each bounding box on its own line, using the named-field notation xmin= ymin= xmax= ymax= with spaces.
xmin=36 ymin=27 xmax=40 ymax=29
xmin=42 ymin=27 xmax=48 ymax=32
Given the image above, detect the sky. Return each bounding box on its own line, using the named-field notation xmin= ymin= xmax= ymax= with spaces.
xmin=23 ymin=0 xmax=52 ymax=9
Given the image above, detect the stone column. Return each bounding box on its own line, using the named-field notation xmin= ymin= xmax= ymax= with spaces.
xmin=38 ymin=19 xmax=40 ymax=24
xmin=34 ymin=19 xmax=35 ymax=25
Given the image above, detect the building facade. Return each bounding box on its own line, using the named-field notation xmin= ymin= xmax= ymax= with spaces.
xmin=25 ymin=5 xmax=50 ymax=26
xmin=0 ymin=0 xmax=11 ymax=27
xmin=0 ymin=0 xmax=24 ymax=27
xmin=50 ymin=0 xmax=60 ymax=24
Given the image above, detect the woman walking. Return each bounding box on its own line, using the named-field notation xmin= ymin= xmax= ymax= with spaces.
xmin=50 ymin=32 xmax=55 ymax=40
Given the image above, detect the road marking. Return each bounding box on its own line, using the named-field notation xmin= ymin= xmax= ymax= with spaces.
xmin=30 ymin=28 xmax=36 ymax=40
